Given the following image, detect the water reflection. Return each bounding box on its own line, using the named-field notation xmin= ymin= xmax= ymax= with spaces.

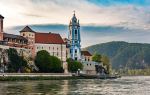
xmin=0 ymin=76 xmax=150 ymax=95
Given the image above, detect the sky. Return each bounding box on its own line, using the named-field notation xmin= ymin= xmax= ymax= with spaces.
xmin=0 ymin=0 xmax=150 ymax=47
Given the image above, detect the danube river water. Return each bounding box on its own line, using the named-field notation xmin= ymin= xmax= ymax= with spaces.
xmin=0 ymin=76 xmax=150 ymax=95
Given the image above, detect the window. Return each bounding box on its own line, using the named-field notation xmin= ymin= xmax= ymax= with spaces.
xmin=75 ymin=30 xmax=77 ymax=39
xmin=75 ymin=30 xmax=77 ymax=34
xmin=75 ymin=57 xmax=77 ymax=60
xmin=23 ymin=33 xmax=25 ymax=36
xmin=75 ymin=41 xmax=77 ymax=44
xmin=70 ymin=49 xmax=72 ymax=53
xmin=49 ymin=47 xmax=50 ymax=50
xmin=75 ymin=49 xmax=77 ymax=53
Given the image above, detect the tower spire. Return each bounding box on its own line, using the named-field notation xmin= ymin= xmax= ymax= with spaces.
xmin=68 ymin=12 xmax=81 ymax=61
xmin=73 ymin=10 xmax=75 ymax=15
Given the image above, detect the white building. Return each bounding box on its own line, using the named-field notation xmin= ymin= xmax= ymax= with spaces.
xmin=81 ymin=51 xmax=96 ymax=75
xmin=0 ymin=14 xmax=68 ymax=73
xmin=20 ymin=27 xmax=68 ymax=73
xmin=34 ymin=33 xmax=67 ymax=62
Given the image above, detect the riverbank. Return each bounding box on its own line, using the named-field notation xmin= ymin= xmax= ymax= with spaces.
xmin=0 ymin=73 xmax=72 ymax=77
xmin=0 ymin=73 xmax=97 ymax=81
xmin=0 ymin=76 xmax=82 ymax=81
xmin=0 ymin=73 xmax=121 ymax=81
xmin=0 ymin=73 xmax=73 ymax=81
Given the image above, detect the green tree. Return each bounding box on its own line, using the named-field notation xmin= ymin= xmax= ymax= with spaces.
xmin=92 ymin=53 xmax=102 ymax=63
xmin=67 ymin=58 xmax=83 ymax=73
xmin=35 ymin=50 xmax=50 ymax=72
xmin=35 ymin=50 xmax=63 ymax=73
xmin=7 ymin=48 xmax=28 ymax=72
xmin=49 ymin=56 xmax=63 ymax=73
xmin=101 ymin=55 xmax=111 ymax=74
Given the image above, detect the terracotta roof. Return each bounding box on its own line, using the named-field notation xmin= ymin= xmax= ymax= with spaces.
xmin=0 ymin=15 xmax=4 ymax=19
xmin=81 ymin=51 xmax=92 ymax=56
xmin=3 ymin=33 xmax=28 ymax=41
xmin=35 ymin=33 xmax=65 ymax=44
xmin=20 ymin=26 xmax=35 ymax=33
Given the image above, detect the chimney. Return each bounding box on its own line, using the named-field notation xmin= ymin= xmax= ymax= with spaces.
xmin=0 ymin=15 xmax=4 ymax=33
xmin=0 ymin=15 xmax=4 ymax=41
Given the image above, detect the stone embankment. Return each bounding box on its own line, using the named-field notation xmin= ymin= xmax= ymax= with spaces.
xmin=0 ymin=73 xmax=72 ymax=77
xmin=0 ymin=73 xmax=74 ymax=81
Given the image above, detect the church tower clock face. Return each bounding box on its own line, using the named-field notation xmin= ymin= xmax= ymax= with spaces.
xmin=68 ymin=12 xmax=81 ymax=61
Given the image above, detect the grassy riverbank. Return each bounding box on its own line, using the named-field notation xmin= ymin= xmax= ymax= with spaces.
xmin=0 ymin=73 xmax=120 ymax=81
xmin=0 ymin=75 xmax=120 ymax=81
xmin=0 ymin=73 xmax=77 ymax=81
xmin=0 ymin=76 xmax=83 ymax=81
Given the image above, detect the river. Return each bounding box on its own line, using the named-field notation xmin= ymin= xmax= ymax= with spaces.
xmin=0 ymin=76 xmax=150 ymax=95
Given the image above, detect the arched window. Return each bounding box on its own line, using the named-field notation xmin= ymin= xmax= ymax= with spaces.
xmin=75 ymin=30 xmax=77 ymax=39
xmin=75 ymin=30 xmax=77 ymax=34
xmin=75 ymin=49 xmax=77 ymax=53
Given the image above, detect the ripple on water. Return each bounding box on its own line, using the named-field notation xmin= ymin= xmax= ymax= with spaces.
xmin=0 ymin=76 xmax=150 ymax=95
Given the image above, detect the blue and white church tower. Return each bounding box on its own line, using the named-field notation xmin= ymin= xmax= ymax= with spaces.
xmin=68 ymin=12 xmax=81 ymax=60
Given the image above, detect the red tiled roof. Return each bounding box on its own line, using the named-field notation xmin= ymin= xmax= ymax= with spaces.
xmin=81 ymin=51 xmax=92 ymax=56
xmin=35 ymin=33 xmax=65 ymax=44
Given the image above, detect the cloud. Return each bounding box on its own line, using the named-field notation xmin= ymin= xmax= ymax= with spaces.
xmin=1 ymin=0 xmax=150 ymax=47
xmin=6 ymin=24 xmax=150 ymax=47
xmin=0 ymin=0 xmax=99 ymax=27
xmin=88 ymin=0 xmax=150 ymax=6
xmin=0 ymin=0 xmax=150 ymax=30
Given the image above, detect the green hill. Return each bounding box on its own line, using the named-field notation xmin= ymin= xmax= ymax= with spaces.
xmin=85 ymin=41 xmax=150 ymax=70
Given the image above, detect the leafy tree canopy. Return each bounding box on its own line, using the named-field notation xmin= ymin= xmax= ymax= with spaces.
xmin=101 ymin=55 xmax=111 ymax=74
xmin=67 ymin=58 xmax=83 ymax=73
xmin=92 ymin=53 xmax=102 ymax=63
xmin=7 ymin=48 xmax=28 ymax=72
xmin=35 ymin=50 xmax=63 ymax=73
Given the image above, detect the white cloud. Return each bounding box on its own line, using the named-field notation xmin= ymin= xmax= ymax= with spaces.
xmin=0 ymin=0 xmax=150 ymax=31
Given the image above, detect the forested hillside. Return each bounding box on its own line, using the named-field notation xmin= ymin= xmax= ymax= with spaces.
xmin=85 ymin=41 xmax=150 ymax=70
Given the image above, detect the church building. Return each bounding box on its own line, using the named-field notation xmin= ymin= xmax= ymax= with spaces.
xmin=0 ymin=12 xmax=93 ymax=73
xmin=68 ymin=12 xmax=81 ymax=61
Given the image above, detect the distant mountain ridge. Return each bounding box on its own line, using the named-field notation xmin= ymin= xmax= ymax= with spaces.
xmin=85 ymin=41 xmax=150 ymax=70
